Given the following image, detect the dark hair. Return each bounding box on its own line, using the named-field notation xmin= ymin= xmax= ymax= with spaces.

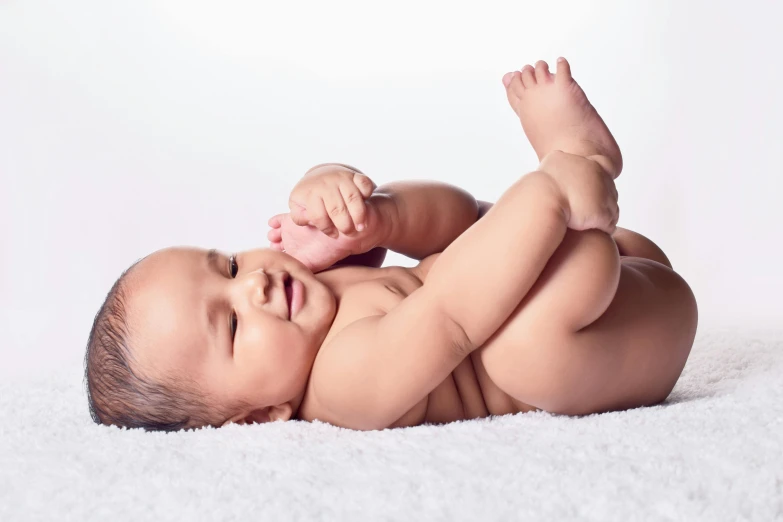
xmin=83 ymin=263 xmax=240 ymax=432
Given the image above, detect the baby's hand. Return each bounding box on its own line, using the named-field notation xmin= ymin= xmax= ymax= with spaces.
xmin=267 ymin=165 xmax=384 ymax=272
xmin=538 ymin=151 xmax=619 ymax=235
xmin=288 ymin=164 xmax=377 ymax=238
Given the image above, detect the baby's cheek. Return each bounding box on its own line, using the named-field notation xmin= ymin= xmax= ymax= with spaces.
xmin=241 ymin=323 xmax=293 ymax=370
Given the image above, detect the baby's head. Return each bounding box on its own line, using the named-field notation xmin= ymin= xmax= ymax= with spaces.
xmin=84 ymin=247 xmax=337 ymax=431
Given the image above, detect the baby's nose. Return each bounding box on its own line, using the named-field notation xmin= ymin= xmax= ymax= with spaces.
xmin=246 ymin=269 xmax=269 ymax=307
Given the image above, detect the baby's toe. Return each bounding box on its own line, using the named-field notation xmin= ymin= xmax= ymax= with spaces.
xmin=520 ymin=64 xmax=536 ymax=88
xmin=268 ymin=228 xmax=282 ymax=242
xmin=555 ymin=56 xmax=572 ymax=84
xmin=534 ymin=60 xmax=552 ymax=83
xmin=504 ymin=71 xmax=524 ymax=103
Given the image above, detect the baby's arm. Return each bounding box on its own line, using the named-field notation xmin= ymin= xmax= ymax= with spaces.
xmin=370 ymin=180 xmax=480 ymax=260
xmin=310 ymin=172 xmax=568 ymax=430
xmin=326 ymin=185 xmax=493 ymax=268
xmin=295 ymin=163 xmax=480 ymax=263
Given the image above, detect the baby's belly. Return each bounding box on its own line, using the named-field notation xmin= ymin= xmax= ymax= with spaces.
xmin=425 ymin=354 xmax=538 ymax=425
xmin=424 ymin=357 xmax=488 ymax=424
xmin=390 ymin=356 xmax=536 ymax=428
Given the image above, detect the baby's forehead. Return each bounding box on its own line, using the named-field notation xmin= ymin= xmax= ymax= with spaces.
xmin=128 ymin=247 xmax=216 ymax=295
xmin=126 ymin=249 xmax=200 ymax=301
xmin=124 ymin=247 xmax=212 ymax=373
xmin=137 ymin=246 xmax=208 ymax=272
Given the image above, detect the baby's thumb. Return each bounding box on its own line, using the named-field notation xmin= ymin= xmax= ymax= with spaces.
xmin=289 ymin=207 xmax=310 ymax=227
xmin=287 ymin=199 xmax=310 ymax=225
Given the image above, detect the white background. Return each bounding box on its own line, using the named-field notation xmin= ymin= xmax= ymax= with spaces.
xmin=1 ymin=0 xmax=781 ymax=382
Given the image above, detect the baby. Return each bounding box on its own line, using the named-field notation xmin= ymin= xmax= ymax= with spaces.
xmin=84 ymin=57 xmax=698 ymax=432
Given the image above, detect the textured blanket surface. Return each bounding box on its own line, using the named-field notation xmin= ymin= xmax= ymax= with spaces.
xmin=2 ymin=328 xmax=781 ymax=521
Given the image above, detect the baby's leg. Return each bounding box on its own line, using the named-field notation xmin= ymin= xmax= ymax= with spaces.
xmin=473 ymin=58 xmax=697 ymax=414
xmin=474 ymin=228 xmax=697 ymax=415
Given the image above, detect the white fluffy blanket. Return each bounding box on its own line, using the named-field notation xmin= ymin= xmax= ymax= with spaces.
xmin=2 ymin=328 xmax=781 ymax=521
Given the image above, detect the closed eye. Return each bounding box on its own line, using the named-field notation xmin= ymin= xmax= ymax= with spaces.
xmin=230 ymin=311 xmax=237 ymax=343
xmin=228 ymin=253 xmax=238 ymax=347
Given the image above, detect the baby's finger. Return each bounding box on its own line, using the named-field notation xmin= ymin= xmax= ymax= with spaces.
xmin=308 ymin=195 xmax=341 ymax=239
xmin=353 ymin=172 xmax=377 ymax=199
xmin=288 ymin=200 xmax=309 ymax=227
xmin=340 ymin=182 xmax=368 ymax=231
xmin=602 ymin=203 xmax=619 ymax=235
xmin=607 ymin=176 xmax=618 ymax=202
xmin=606 ymin=214 xmax=618 ymax=235
xmin=269 ymin=240 xmax=284 ymax=252
xmin=321 ymin=189 xmax=355 ymax=236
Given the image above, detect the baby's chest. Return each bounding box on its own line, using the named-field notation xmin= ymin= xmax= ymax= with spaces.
xmin=340 ymin=269 xmax=418 ymax=322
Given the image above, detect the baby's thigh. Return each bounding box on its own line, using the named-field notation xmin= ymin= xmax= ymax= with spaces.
xmin=475 ymin=230 xmax=698 ymax=415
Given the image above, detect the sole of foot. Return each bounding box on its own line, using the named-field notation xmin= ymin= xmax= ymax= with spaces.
xmin=502 ymin=57 xmax=623 ymax=178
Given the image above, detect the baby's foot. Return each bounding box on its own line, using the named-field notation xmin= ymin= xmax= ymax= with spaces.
xmin=502 ymin=58 xmax=623 ymax=177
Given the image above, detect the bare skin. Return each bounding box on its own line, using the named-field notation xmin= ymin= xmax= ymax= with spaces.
xmin=502 ymin=58 xmax=623 ymax=177
xmin=127 ymin=58 xmax=697 ymax=430
xmin=300 ymin=58 xmax=698 ymax=428
xmin=473 ymin=58 xmax=697 ymax=416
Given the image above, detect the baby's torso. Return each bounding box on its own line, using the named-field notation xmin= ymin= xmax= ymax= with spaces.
xmin=299 ymin=253 xmax=530 ymax=428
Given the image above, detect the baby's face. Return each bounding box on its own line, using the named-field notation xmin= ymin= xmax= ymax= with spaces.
xmin=126 ymin=246 xmax=338 ymax=424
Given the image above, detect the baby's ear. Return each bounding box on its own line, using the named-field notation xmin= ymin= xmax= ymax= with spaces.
xmin=220 ymin=403 xmax=293 ymax=426
xmin=267 ymin=403 xmax=293 ymax=422
xmin=221 ymin=408 xmax=270 ymax=427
